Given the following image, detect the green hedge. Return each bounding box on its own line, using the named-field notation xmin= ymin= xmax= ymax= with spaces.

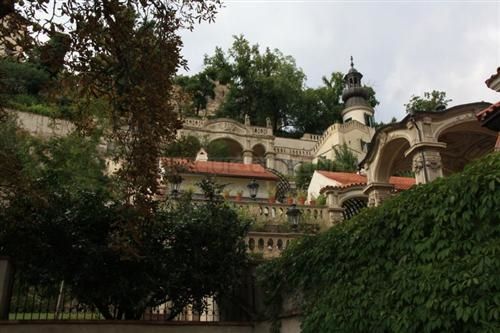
xmin=260 ymin=153 xmax=500 ymax=333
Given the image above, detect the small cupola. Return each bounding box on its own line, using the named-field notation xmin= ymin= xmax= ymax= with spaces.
xmin=340 ymin=57 xmax=375 ymax=126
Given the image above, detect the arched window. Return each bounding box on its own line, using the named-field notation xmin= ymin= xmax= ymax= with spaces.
xmin=248 ymin=238 xmax=255 ymax=251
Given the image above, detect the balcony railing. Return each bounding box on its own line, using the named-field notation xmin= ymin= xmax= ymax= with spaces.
xmin=246 ymin=231 xmax=305 ymax=259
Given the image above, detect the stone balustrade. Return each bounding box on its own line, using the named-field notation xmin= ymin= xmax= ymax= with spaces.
xmin=182 ymin=117 xmax=273 ymax=137
xmin=188 ymin=197 xmax=331 ymax=232
xmin=183 ymin=117 xmax=206 ymax=128
xmin=226 ymin=200 xmax=329 ymax=228
xmin=312 ymin=120 xmax=369 ymax=154
xmin=274 ymin=146 xmax=313 ymax=157
xmin=246 ymin=231 xmax=305 ymax=259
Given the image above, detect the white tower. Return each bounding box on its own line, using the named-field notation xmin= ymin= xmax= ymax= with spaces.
xmin=341 ymin=57 xmax=375 ymax=126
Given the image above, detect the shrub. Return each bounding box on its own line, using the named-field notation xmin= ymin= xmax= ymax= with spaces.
xmin=260 ymin=153 xmax=500 ymax=333
xmin=0 ymin=59 xmax=50 ymax=95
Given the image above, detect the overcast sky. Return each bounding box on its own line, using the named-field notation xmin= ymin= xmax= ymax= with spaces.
xmin=179 ymin=0 xmax=500 ymax=122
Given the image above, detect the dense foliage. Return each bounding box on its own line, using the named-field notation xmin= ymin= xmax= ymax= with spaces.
xmin=0 ymin=117 xmax=250 ymax=319
xmin=205 ymin=35 xmax=305 ymax=134
xmin=1 ymin=183 xmax=250 ymax=320
xmin=175 ymin=73 xmax=216 ymax=117
xmin=405 ymin=90 xmax=451 ymax=114
xmin=163 ymin=135 xmax=202 ymax=159
xmin=0 ymin=59 xmax=50 ymax=95
xmin=260 ymin=153 xmax=500 ymax=332
xmin=1 ymin=0 xmax=223 ymax=209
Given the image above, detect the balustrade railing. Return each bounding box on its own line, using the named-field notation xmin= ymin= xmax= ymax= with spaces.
xmin=187 ymin=197 xmax=329 ymax=230
xmin=246 ymin=232 xmax=305 ymax=259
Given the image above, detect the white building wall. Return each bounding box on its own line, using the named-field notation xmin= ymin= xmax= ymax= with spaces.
xmin=306 ymin=171 xmax=341 ymax=201
xmin=313 ymin=121 xmax=374 ymax=163
xmin=342 ymin=105 xmax=374 ymax=124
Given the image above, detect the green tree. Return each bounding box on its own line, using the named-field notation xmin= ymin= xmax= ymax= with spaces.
xmin=332 ymin=143 xmax=358 ymax=172
xmin=260 ymin=153 xmax=500 ymax=333
xmin=293 ymin=72 xmax=344 ymax=135
xmin=175 ymin=73 xmax=216 ymax=117
xmin=0 ymin=112 xmax=109 ymax=201
xmin=0 ymin=59 xmax=50 ymax=95
xmin=405 ymin=90 xmax=451 ymax=114
xmin=0 ymin=112 xmax=31 ymax=200
xmin=29 ymin=32 xmax=71 ymax=78
xmin=206 ymin=140 xmax=234 ymax=161
xmin=0 ymin=179 xmax=250 ymax=320
xmin=294 ymin=72 xmax=379 ymax=135
xmin=204 ymin=35 xmax=306 ymax=134
xmin=3 ymin=0 xmax=222 ymax=209
xmin=163 ymin=135 xmax=202 ymax=159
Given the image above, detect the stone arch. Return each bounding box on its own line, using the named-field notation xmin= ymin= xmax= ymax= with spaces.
xmin=436 ymin=121 xmax=496 ymax=175
xmin=252 ymin=143 xmax=266 ymax=166
xmin=293 ymin=161 xmax=306 ymax=175
xmin=371 ymin=136 xmax=412 ymax=184
xmin=206 ymin=137 xmax=244 ymax=162
xmin=338 ymin=188 xmax=367 ymax=206
xmin=341 ymin=197 xmax=368 ymax=220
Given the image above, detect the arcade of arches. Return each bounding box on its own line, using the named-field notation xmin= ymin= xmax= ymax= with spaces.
xmin=361 ymin=102 xmax=497 ymax=207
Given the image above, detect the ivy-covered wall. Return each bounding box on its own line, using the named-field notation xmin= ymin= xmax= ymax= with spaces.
xmin=260 ymin=153 xmax=500 ymax=333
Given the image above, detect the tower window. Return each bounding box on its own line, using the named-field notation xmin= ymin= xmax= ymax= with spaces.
xmin=364 ymin=113 xmax=374 ymax=127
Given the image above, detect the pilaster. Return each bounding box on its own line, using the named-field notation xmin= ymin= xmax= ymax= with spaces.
xmin=243 ymin=150 xmax=253 ymax=165
xmin=412 ymin=150 xmax=443 ymax=184
xmin=265 ymin=152 xmax=276 ymax=169
xmin=328 ymin=207 xmax=344 ymax=225
xmin=326 ymin=190 xmax=344 ymax=225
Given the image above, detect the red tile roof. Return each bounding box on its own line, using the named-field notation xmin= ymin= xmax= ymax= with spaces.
xmin=387 ymin=176 xmax=417 ymax=190
xmin=476 ymin=101 xmax=500 ymax=123
xmin=318 ymin=171 xmax=415 ymax=190
xmin=485 ymin=67 xmax=500 ymax=86
xmin=161 ymin=159 xmax=278 ymax=181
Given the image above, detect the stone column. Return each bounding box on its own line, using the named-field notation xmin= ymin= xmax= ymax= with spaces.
xmin=326 ymin=191 xmax=344 ymax=225
xmin=328 ymin=207 xmax=344 ymax=225
xmin=243 ymin=150 xmax=253 ymax=165
xmin=265 ymin=152 xmax=275 ymax=169
xmin=0 ymin=257 xmax=14 ymax=320
xmin=412 ymin=150 xmax=443 ymax=184
xmin=364 ymin=183 xmax=394 ymax=207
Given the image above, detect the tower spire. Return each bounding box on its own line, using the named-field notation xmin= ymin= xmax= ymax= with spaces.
xmin=341 ymin=60 xmax=374 ymax=126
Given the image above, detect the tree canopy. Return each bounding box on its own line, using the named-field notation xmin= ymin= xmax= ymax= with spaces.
xmin=405 ymin=90 xmax=452 ymax=114
xmin=260 ymin=153 xmax=500 ymax=332
xmin=1 ymin=0 xmax=223 ymax=209
xmin=0 ymin=179 xmax=250 ymax=320
xmin=204 ymin=35 xmax=306 ymax=135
